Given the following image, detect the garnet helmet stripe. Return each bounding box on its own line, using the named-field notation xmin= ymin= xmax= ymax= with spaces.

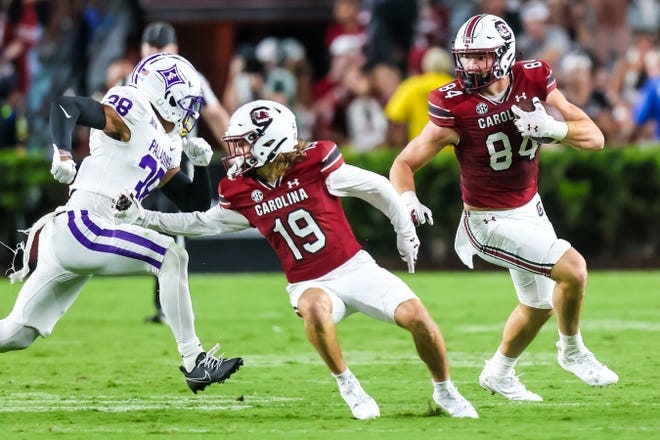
xmin=463 ymin=14 xmax=485 ymax=44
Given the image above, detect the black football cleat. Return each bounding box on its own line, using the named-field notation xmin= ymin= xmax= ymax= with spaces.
xmin=180 ymin=344 xmax=243 ymax=394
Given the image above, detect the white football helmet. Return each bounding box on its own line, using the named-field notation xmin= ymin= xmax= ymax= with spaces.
xmin=452 ymin=14 xmax=516 ymax=92
xmin=221 ymin=100 xmax=298 ymax=179
xmin=130 ymin=52 xmax=204 ymax=135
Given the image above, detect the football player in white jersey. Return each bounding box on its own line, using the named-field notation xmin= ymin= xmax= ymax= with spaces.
xmin=0 ymin=53 xmax=242 ymax=394
xmin=136 ymin=21 xmax=231 ymax=325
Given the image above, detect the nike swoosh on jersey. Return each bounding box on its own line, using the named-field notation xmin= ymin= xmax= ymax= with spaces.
xmin=59 ymin=105 xmax=73 ymax=119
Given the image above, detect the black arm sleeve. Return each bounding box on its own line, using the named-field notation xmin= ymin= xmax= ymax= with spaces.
xmin=49 ymin=96 xmax=106 ymax=150
xmin=160 ymin=166 xmax=212 ymax=212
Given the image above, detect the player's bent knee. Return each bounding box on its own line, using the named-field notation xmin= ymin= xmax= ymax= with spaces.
xmin=297 ymin=288 xmax=332 ymax=320
xmin=164 ymin=242 xmax=189 ymax=266
xmin=0 ymin=319 xmax=39 ymax=352
xmin=552 ymin=248 xmax=588 ymax=287
xmin=394 ymin=299 xmax=430 ymax=329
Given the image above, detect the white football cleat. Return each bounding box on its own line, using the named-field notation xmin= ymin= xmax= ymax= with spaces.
xmin=556 ymin=342 xmax=619 ymax=386
xmin=433 ymin=382 xmax=479 ymax=418
xmin=337 ymin=374 xmax=380 ymax=420
xmin=479 ymin=360 xmax=543 ymax=401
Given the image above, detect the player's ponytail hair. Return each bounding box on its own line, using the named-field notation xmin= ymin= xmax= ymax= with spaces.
xmin=255 ymin=139 xmax=307 ymax=181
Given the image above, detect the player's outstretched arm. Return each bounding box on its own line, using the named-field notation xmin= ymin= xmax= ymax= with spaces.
xmin=113 ymin=192 xmax=251 ymax=236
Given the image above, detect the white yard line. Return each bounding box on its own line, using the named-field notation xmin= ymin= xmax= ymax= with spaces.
xmin=2 ymin=393 xmax=655 ymax=414
xmin=0 ymin=393 xmax=302 ymax=413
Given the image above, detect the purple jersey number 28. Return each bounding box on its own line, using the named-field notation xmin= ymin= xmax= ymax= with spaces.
xmin=106 ymin=94 xmax=133 ymax=116
xmin=134 ymin=154 xmax=165 ymax=200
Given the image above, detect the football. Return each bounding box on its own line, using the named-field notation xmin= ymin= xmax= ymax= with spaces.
xmin=114 ymin=194 xmax=133 ymax=211
xmin=514 ymin=99 xmax=565 ymax=144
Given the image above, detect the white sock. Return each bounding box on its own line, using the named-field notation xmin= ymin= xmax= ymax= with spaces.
xmin=180 ymin=340 xmax=203 ymax=372
xmin=159 ymin=245 xmax=203 ymax=372
xmin=432 ymin=379 xmax=453 ymax=394
xmin=558 ymin=330 xmax=585 ymax=353
xmin=489 ymin=349 xmax=518 ymax=377
xmin=332 ymin=368 xmax=353 ymax=385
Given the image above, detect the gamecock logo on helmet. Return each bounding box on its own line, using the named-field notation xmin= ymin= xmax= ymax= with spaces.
xmin=495 ymin=21 xmax=512 ymax=41
xmin=250 ymin=107 xmax=273 ymax=129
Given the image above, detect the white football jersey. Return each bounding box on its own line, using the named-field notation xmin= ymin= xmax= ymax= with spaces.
xmin=70 ymin=85 xmax=182 ymax=201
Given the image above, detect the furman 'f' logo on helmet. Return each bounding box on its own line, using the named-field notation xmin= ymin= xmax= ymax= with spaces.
xmin=157 ymin=65 xmax=185 ymax=89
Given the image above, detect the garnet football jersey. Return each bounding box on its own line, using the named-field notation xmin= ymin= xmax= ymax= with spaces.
xmin=218 ymin=141 xmax=362 ymax=282
xmin=428 ymin=60 xmax=557 ymax=208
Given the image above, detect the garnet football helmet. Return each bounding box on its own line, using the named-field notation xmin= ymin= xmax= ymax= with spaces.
xmin=131 ymin=52 xmax=204 ymax=136
xmin=452 ymin=14 xmax=516 ymax=92
xmin=221 ymin=100 xmax=298 ymax=179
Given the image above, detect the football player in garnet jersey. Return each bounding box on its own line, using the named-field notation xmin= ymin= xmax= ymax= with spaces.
xmin=0 ymin=53 xmax=242 ymax=394
xmin=113 ymin=99 xmax=478 ymax=420
xmin=390 ymin=14 xmax=618 ymax=401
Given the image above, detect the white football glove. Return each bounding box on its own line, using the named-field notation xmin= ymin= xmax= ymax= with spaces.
xmin=182 ymin=136 xmax=214 ymax=167
xmin=511 ymin=97 xmax=568 ymax=141
xmin=400 ymin=191 xmax=434 ymax=226
xmin=112 ymin=191 xmax=146 ymax=226
xmin=50 ymin=144 xmax=77 ymax=184
xmin=397 ymin=229 xmax=420 ymax=273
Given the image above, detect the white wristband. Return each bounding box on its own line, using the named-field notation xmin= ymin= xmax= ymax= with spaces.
xmin=400 ymin=190 xmax=419 ymax=203
xmin=547 ymin=119 xmax=568 ymax=140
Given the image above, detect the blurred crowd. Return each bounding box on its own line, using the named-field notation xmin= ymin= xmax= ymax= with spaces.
xmin=0 ymin=0 xmax=659 ymax=158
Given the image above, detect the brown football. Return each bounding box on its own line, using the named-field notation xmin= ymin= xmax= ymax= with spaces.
xmin=514 ymin=99 xmax=565 ymax=144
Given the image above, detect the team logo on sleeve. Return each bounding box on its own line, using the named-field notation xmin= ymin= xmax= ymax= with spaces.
xmin=536 ymin=201 xmax=544 ymax=217
xmin=251 ymin=189 xmax=264 ymax=202
xmin=157 ymin=65 xmax=185 ymax=89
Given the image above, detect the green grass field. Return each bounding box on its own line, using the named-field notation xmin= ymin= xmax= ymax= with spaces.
xmin=0 ymin=271 xmax=658 ymax=439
